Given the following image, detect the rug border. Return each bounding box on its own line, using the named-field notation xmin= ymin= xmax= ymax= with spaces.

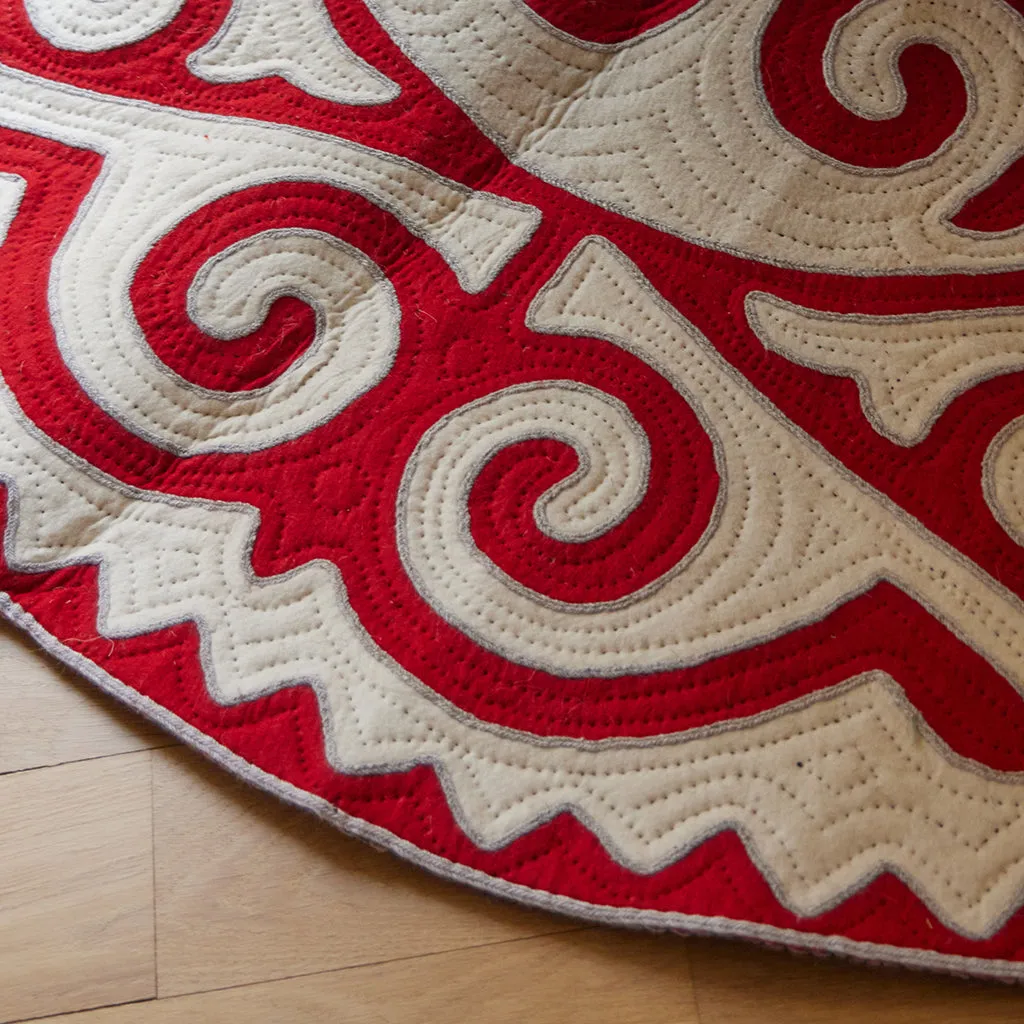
xmin=4 ymin=590 xmax=1022 ymax=985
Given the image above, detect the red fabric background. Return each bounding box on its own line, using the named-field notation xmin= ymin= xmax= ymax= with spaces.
xmin=2 ymin=0 xmax=1024 ymax=962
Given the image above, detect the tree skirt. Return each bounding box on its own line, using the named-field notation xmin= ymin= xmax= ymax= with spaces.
xmin=4 ymin=0 xmax=1024 ymax=981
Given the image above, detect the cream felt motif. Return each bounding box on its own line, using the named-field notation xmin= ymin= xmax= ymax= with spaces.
xmin=2 ymin=0 xmax=1024 ymax=981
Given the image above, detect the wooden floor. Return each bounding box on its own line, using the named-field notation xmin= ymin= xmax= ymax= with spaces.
xmin=1 ymin=624 xmax=1023 ymax=1023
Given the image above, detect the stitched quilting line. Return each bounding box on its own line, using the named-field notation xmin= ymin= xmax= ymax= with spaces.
xmin=7 ymin=597 xmax=1024 ymax=981
xmin=367 ymin=0 xmax=1024 ymax=273
xmin=22 ymin=0 xmax=185 ymax=51
xmin=0 ymin=60 xmax=539 ymax=453
xmin=26 ymin=0 xmax=402 ymax=108
xmin=187 ymin=0 xmax=401 ymax=106
xmin=2 ymin=224 xmax=1024 ymax=935
xmin=399 ymin=238 xmax=1024 ymax=689
xmin=746 ymin=291 xmax=1024 ymax=447
xmin=7 ymin=0 xmax=1024 ymax=964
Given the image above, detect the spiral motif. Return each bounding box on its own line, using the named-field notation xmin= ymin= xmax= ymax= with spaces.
xmin=182 ymin=228 xmax=399 ymax=451
xmin=0 ymin=61 xmax=538 ymax=454
xmin=399 ymin=381 xmax=651 ymax=609
xmin=8 ymin=0 xmax=1024 ymax=968
xmin=369 ymin=0 xmax=1024 ymax=272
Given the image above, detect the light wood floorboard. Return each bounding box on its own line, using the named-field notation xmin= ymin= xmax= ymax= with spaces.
xmin=152 ymin=745 xmax=579 ymax=997
xmin=687 ymin=939 xmax=1024 ymax=1023
xmin=36 ymin=931 xmax=701 ymax=1024
xmin=0 ymin=752 xmax=154 ymax=1023
xmin=0 ymin=622 xmax=171 ymax=775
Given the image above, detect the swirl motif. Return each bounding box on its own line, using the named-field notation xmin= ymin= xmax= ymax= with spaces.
xmin=0 ymin=62 xmax=538 ymax=453
xmin=401 ymin=237 xmax=1024 ymax=682
xmin=5 ymin=0 xmax=1024 ymax=974
xmin=369 ymin=0 xmax=1024 ymax=273
xmin=2 ymin=291 xmax=1024 ymax=936
xmin=184 ymin=229 xmax=400 ymax=451
xmin=399 ymin=382 xmax=650 ymax=553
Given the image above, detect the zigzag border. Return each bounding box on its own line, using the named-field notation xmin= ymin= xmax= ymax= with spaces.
xmin=6 ymin=593 xmax=1024 ymax=983
xmin=5 ymin=367 xmax=1024 ymax=941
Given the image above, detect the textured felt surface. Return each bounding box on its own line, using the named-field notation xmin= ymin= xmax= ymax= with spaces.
xmin=3 ymin=0 xmax=1024 ymax=980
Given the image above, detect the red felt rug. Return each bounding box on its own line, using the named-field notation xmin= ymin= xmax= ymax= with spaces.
xmin=3 ymin=0 xmax=1024 ymax=980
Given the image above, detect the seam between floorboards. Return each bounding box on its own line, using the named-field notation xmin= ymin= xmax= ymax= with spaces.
xmin=6 ymin=994 xmax=157 ymax=1024
xmin=0 ymin=742 xmax=180 ymax=779
xmin=149 ymin=750 xmax=160 ymax=1000
xmin=156 ymin=924 xmax=592 ymax=1004
xmin=686 ymin=943 xmax=710 ymax=1024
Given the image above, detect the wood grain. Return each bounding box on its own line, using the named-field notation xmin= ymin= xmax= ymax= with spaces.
xmin=0 ymin=621 xmax=170 ymax=774
xmin=688 ymin=939 xmax=1023 ymax=1024
xmin=0 ymin=752 xmax=154 ymax=1023
xmin=41 ymin=931 xmax=701 ymax=1024
xmin=152 ymin=744 xmax=579 ymax=997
